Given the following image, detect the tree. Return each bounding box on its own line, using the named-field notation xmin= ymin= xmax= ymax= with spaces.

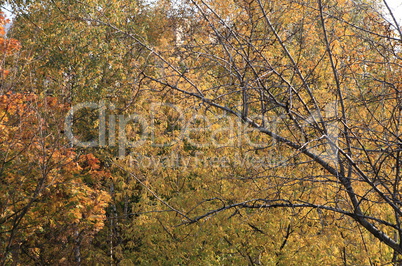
xmin=0 ymin=11 xmax=111 ymax=264
xmin=82 ymin=0 xmax=402 ymax=263
xmin=0 ymin=93 xmax=112 ymax=265
xmin=6 ymin=1 xmax=183 ymax=263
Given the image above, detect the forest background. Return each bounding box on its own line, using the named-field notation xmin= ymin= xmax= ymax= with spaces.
xmin=2 ymin=0 xmax=402 ymax=265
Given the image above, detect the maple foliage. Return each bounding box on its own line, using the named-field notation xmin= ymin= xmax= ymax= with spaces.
xmin=0 ymin=92 xmax=111 ymax=264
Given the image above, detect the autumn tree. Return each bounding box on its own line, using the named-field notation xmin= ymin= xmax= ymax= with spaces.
xmin=5 ymin=0 xmax=185 ymax=263
xmin=0 ymin=11 xmax=111 ymax=265
xmin=79 ymin=0 xmax=402 ymax=264
xmin=0 ymin=94 xmax=111 ymax=265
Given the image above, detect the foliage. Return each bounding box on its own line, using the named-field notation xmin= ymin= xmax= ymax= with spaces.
xmin=3 ymin=0 xmax=402 ymax=265
xmin=0 ymin=13 xmax=111 ymax=264
xmin=0 ymin=92 xmax=111 ymax=264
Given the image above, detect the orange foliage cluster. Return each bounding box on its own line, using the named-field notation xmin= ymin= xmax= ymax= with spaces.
xmin=0 ymin=11 xmax=20 ymax=77
xmin=0 ymin=92 xmax=111 ymax=262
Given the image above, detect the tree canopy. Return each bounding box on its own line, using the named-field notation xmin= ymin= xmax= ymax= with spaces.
xmin=2 ymin=0 xmax=402 ymax=264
